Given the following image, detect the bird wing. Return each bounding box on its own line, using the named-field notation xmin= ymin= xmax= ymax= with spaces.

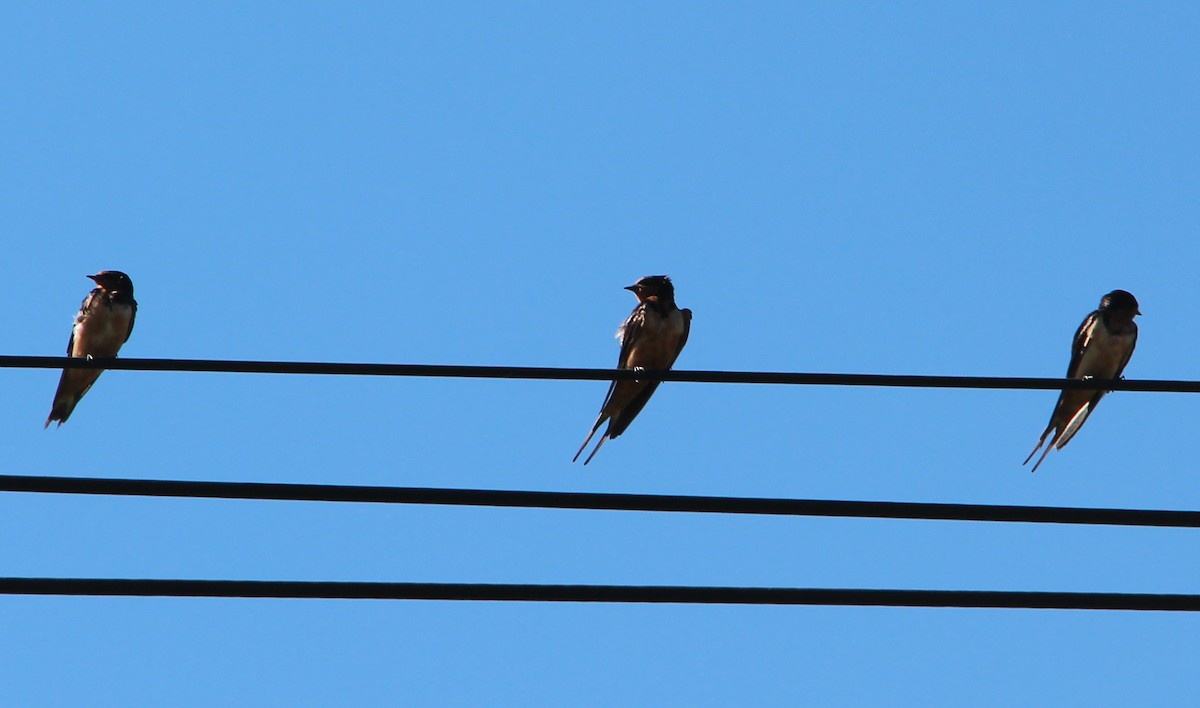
xmin=65 ymin=290 xmax=98 ymax=356
xmin=1064 ymin=310 xmax=1100 ymax=378
xmin=669 ymin=308 xmax=692 ymax=367
xmin=593 ymin=304 xmax=646 ymax=415
xmin=605 ymin=381 xmax=661 ymax=439
xmin=1026 ymin=309 xmax=1099 ymax=466
xmin=615 ymin=304 xmax=646 ymax=370
xmin=1054 ymin=401 xmax=1095 ymax=450
xmin=1043 ymin=309 xmax=1105 ymax=426
xmin=125 ymin=300 xmax=138 ymax=342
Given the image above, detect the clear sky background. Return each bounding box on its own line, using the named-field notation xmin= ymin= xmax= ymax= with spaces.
xmin=3 ymin=3 xmax=1199 ymax=706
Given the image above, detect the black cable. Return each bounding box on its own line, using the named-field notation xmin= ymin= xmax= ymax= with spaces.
xmin=3 ymin=474 xmax=1199 ymax=528
xmin=2 ymin=355 xmax=1197 ymax=391
xmin=2 ymin=577 xmax=1196 ymax=610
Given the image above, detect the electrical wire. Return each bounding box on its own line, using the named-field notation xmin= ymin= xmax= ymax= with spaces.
xmin=2 ymin=577 xmax=1196 ymax=610
xmin=2 ymin=354 xmax=1198 ymax=391
xmin=3 ymin=474 xmax=1199 ymax=528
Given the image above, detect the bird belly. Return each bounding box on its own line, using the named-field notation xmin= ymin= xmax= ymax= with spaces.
xmin=1075 ymin=330 xmax=1132 ymax=379
xmin=72 ymin=305 xmax=133 ymax=358
xmin=624 ymin=314 xmax=686 ymax=371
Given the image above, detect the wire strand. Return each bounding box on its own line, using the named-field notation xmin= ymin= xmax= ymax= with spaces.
xmin=4 ymin=474 xmax=1199 ymax=528
xmin=1 ymin=355 xmax=1197 ymax=391
xmin=2 ymin=577 xmax=1196 ymax=610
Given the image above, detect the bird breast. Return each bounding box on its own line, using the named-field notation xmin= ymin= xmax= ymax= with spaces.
xmin=624 ymin=308 xmax=687 ymax=370
xmin=72 ymin=301 xmax=134 ymax=358
xmin=1076 ymin=321 xmax=1134 ymax=379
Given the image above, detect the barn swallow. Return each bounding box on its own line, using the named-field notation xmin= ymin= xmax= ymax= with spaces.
xmin=44 ymin=271 xmax=138 ymax=428
xmin=573 ymin=275 xmax=692 ymax=465
xmin=1023 ymin=289 xmax=1139 ymax=472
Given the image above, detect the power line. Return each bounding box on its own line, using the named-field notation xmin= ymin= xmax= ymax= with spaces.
xmin=2 ymin=354 xmax=1198 ymax=391
xmin=3 ymin=474 xmax=1199 ymax=528
xmin=2 ymin=577 xmax=1196 ymax=610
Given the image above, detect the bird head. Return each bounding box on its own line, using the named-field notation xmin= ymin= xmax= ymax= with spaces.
xmin=88 ymin=271 xmax=135 ymax=298
xmin=1100 ymin=289 xmax=1140 ymax=320
xmin=624 ymin=275 xmax=675 ymax=305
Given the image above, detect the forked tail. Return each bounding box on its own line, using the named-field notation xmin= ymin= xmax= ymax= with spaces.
xmin=573 ymin=415 xmax=607 ymax=464
xmin=1023 ymin=424 xmax=1055 ymax=472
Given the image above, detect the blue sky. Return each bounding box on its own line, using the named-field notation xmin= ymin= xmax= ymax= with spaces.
xmin=3 ymin=2 xmax=1199 ymax=705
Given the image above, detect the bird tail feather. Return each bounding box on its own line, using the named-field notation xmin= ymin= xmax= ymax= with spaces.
xmin=1023 ymin=424 xmax=1054 ymax=467
xmin=573 ymin=415 xmax=607 ymax=463
xmin=1054 ymin=404 xmax=1093 ymax=451
xmin=43 ymin=368 xmax=102 ymax=429
xmin=582 ymin=435 xmax=609 ymax=466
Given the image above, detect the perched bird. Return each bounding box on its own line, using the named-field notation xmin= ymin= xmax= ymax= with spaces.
xmin=574 ymin=275 xmax=692 ymax=465
xmin=1024 ymin=289 xmax=1139 ymax=472
xmin=45 ymin=271 xmax=138 ymax=428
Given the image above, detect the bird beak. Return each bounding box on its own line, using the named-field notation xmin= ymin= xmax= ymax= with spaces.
xmin=86 ymin=274 xmax=100 ymax=282
xmin=1137 ymin=309 xmax=1142 ymax=316
xmin=624 ymin=284 xmax=638 ymax=292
